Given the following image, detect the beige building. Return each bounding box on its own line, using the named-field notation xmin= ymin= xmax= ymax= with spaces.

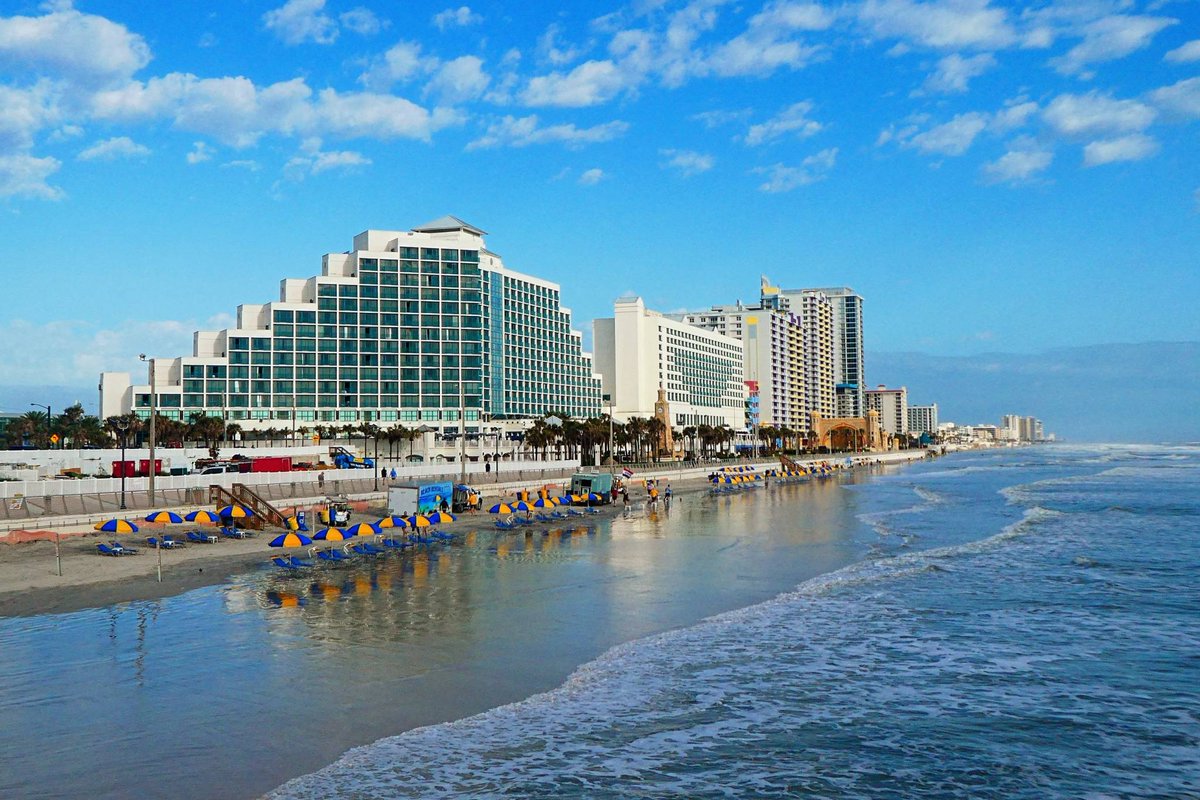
xmin=865 ymin=384 xmax=909 ymax=436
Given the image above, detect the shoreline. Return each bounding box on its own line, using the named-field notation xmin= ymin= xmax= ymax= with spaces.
xmin=0 ymin=451 xmax=931 ymax=618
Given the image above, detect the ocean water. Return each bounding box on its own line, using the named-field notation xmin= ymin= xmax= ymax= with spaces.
xmin=270 ymin=445 xmax=1200 ymax=799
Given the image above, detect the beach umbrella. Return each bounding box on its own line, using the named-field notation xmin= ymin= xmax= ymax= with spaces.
xmin=427 ymin=510 xmax=456 ymax=524
xmin=556 ymin=495 xmax=573 ymax=506
xmin=406 ymin=514 xmax=432 ymax=528
xmin=217 ymin=504 xmax=254 ymax=519
xmin=145 ymin=511 xmax=183 ymax=524
xmin=587 ymin=492 xmax=603 ymax=503
xmin=488 ymin=503 xmax=514 ymax=515
xmin=94 ymin=518 xmax=138 ymax=533
xmin=186 ymin=509 xmax=221 ymax=524
xmin=512 ymin=501 xmax=534 ymax=512
xmin=343 ymin=522 xmax=380 ymax=537
xmin=532 ymin=497 xmax=554 ymax=508
xmin=313 ymin=527 xmax=354 ymax=541
xmin=378 ymin=516 xmax=409 ymax=529
xmin=268 ymin=532 xmax=312 ymax=548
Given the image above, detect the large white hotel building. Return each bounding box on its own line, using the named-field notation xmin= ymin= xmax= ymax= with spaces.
xmin=99 ymin=217 xmax=602 ymax=436
xmin=592 ymin=297 xmax=746 ymax=431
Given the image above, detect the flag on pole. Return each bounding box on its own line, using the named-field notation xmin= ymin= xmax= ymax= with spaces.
xmin=621 ymin=467 xmax=634 ymax=479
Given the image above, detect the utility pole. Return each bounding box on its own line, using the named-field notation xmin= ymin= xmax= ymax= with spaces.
xmin=140 ymin=354 xmax=156 ymax=506
xmin=459 ymin=388 xmax=467 ymax=487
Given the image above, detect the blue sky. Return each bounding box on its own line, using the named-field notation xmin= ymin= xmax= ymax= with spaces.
xmin=1 ymin=0 xmax=1198 ymax=425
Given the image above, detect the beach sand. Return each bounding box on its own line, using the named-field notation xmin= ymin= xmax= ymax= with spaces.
xmin=0 ymin=477 xmax=695 ymax=617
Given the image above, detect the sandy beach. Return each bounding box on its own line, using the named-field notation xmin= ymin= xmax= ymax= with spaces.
xmin=0 ymin=473 xmax=704 ymax=616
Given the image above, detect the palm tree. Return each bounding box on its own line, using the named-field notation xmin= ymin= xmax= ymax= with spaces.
xmin=645 ymin=417 xmax=666 ymax=462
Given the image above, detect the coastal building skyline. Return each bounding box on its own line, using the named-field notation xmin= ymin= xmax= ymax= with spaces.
xmin=99 ymin=217 xmax=602 ymax=435
xmin=908 ymin=404 xmax=940 ymax=436
xmin=593 ymin=296 xmax=745 ymax=432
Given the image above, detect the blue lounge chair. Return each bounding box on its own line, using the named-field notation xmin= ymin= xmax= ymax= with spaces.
xmin=96 ymin=543 xmax=120 ymax=556
xmin=349 ymin=544 xmax=382 ymax=558
xmin=186 ymin=531 xmax=213 ymax=544
xmin=146 ymin=536 xmax=183 ymax=549
xmin=360 ymin=542 xmax=388 ymax=556
xmin=317 ymin=549 xmax=351 ymax=564
xmin=110 ymin=541 xmax=139 ymax=554
xmin=272 ymin=557 xmax=299 ymax=570
xmin=288 ymin=555 xmax=314 ymax=568
xmin=163 ymin=535 xmax=186 ymax=548
xmin=381 ymin=537 xmax=410 ymax=549
xmin=494 ymin=519 xmax=517 ymax=530
xmin=431 ymin=530 xmax=454 ymax=541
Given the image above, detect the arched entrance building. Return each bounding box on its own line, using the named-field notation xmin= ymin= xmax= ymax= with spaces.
xmin=809 ymin=410 xmax=894 ymax=452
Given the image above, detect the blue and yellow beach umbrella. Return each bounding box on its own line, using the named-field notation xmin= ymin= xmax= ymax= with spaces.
xmin=186 ymin=509 xmax=221 ymax=524
xmin=378 ymin=516 xmax=409 ymax=529
xmin=532 ymin=497 xmax=554 ymax=508
xmin=145 ymin=511 xmax=183 ymax=524
xmin=313 ymin=527 xmax=353 ymax=541
xmin=512 ymin=501 xmax=534 ymax=512
xmin=95 ymin=518 xmax=138 ymax=533
xmin=488 ymin=503 xmax=514 ymax=515
xmin=343 ymin=522 xmax=380 ymax=537
xmin=269 ymin=532 xmax=312 ymax=548
xmin=426 ymin=511 xmax=456 ymax=524
xmin=406 ymin=514 xmax=432 ymax=528
xmin=217 ymin=504 xmax=254 ymax=519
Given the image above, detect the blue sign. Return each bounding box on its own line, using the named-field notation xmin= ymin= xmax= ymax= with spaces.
xmin=418 ymin=482 xmax=453 ymax=514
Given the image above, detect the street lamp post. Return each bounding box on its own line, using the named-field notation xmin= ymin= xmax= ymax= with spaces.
xmin=30 ymin=403 xmax=51 ymax=448
xmin=139 ymin=354 xmax=156 ymax=506
xmin=113 ymin=417 xmax=130 ymax=509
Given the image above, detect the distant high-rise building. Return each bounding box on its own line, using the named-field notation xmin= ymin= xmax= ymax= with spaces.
xmin=761 ymin=279 xmax=865 ymax=417
xmin=865 ymin=384 xmax=909 ymax=435
xmin=593 ymin=297 xmax=745 ymax=431
xmin=99 ymin=217 xmax=601 ymax=435
xmin=679 ymin=300 xmax=834 ymax=431
xmin=908 ymin=403 xmax=939 ymax=435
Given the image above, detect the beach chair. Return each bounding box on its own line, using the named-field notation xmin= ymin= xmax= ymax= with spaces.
xmin=494 ymin=519 xmax=516 ymax=530
xmin=381 ymin=537 xmax=410 ymax=550
xmin=317 ymin=549 xmax=351 ymax=564
xmin=431 ymin=530 xmax=454 ymax=541
xmin=110 ymin=541 xmax=139 ymax=555
xmin=186 ymin=531 xmax=210 ymax=544
xmin=162 ymin=535 xmax=186 ymax=548
xmin=96 ymin=543 xmax=121 ymax=556
xmin=146 ymin=536 xmax=182 ymax=549
xmin=349 ymin=544 xmax=380 ymax=558
xmin=360 ymin=542 xmax=388 ymax=556
xmin=288 ymin=555 xmax=314 ymax=568
xmin=272 ymin=557 xmax=299 ymax=570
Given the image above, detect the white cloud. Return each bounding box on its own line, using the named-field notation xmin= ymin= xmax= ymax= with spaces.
xmin=466 ymin=115 xmax=629 ymax=150
xmin=186 ymin=141 xmax=214 ymax=164
xmin=0 ymin=153 xmax=63 ymax=200
xmin=857 ymin=0 xmax=1016 ymax=50
xmin=919 ymin=52 xmax=996 ymax=94
xmin=754 ymin=147 xmax=837 ymax=192
xmin=1150 ymin=76 xmax=1200 ymax=119
xmin=90 ymin=73 xmax=455 ymax=146
xmin=578 ymin=167 xmax=605 ymax=185
xmin=521 ymin=60 xmax=632 ymax=107
xmin=704 ymin=1 xmax=831 ymax=78
xmin=1051 ymin=14 xmax=1176 ymax=77
xmin=340 ymin=8 xmax=387 ymax=37
xmin=538 ymin=23 xmax=582 ymax=66
xmin=48 ymin=124 xmax=84 ymax=142
xmin=77 ymin=136 xmax=150 ymax=161
xmin=989 ymin=99 xmax=1038 ymax=133
xmin=425 ymin=56 xmax=490 ymax=103
xmin=220 ymin=159 xmax=261 ymax=171
xmin=907 ymin=111 xmax=988 ymax=155
xmin=744 ymin=101 xmax=823 ymax=145
xmin=660 ymin=148 xmax=714 ymax=176
xmin=263 ymin=0 xmax=338 ymax=45
xmin=1164 ymin=39 xmax=1200 ymax=64
xmin=1042 ymin=91 xmax=1156 ymax=136
xmin=0 ymin=82 xmax=60 ymax=151
xmin=433 ymin=7 xmax=483 ymax=31
xmin=1082 ymin=133 xmax=1159 ymax=166
xmin=0 ymin=5 xmax=151 ymax=86
xmin=359 ymin=41 xmax=436 ymax=90
xmin=691 ymin=108 xmax=753 ymax=128
xmin=284 ymin=138 xmax=371 ymax=179
xmin=982 ymin=138 xmax=1052 ymax=184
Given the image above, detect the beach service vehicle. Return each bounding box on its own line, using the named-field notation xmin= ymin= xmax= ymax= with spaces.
xmin=388 ymin=481 xmax=453 ymax=517
xmin=569 ymin=471 xmax=613 ymax=502
xmin=318 ymin=497 xmax=352 ymax=526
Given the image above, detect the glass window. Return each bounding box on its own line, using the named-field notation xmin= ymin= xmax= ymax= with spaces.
xmin=273 ymin=310 xmax=294 ymax=323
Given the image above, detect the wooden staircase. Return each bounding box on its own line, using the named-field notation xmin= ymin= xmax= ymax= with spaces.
xmin=207 ymin=483 xmax=290 ymax=530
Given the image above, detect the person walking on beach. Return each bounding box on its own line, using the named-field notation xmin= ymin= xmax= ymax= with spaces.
xmin=621 ymin=488 xmax=629 ymax=511
xmin=664 ymin=484 xmax=672 ymax=508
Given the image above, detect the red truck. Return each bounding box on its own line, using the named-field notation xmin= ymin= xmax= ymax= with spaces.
xmin=248 ymin=456 xmax=293 ymax=473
